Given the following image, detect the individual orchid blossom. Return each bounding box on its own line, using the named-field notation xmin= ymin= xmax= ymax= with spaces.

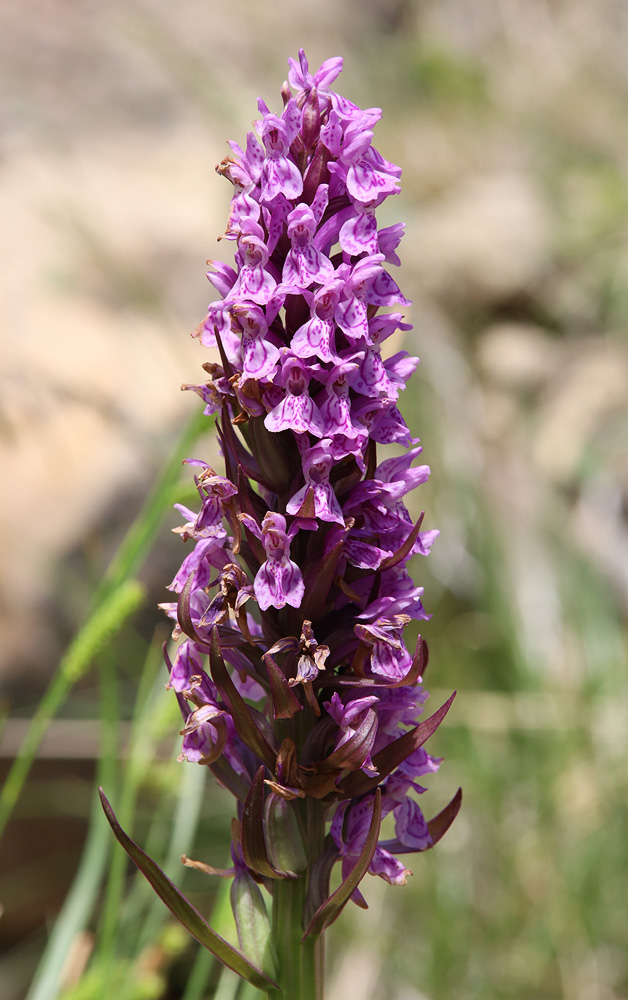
xmin=290 ymin=279 xmax=345 ymax=363
xmin=264 ymin=353 xmax=325 ymax=437
xmin=232 ymin=303 xmax=281 ymax=380
xmin=282 ymin=186 xmax=334 ymax=289
xmin=239 ymin=511 xmax=305 ymax=611
xmin=286 ymin=438 xmax=345 ymax=523
xmin=101 ymin=50 xmax=460 ymax=1000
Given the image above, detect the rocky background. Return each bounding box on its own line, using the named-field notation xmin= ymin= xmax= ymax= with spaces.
xmin=1 ymin=2 xmax=627 ymax=998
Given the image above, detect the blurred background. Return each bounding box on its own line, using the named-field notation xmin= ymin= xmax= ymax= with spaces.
xmin=1 ymin=1 xmax=627 ymax=998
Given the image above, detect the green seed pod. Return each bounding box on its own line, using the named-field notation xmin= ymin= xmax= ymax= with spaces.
xmin=230 ymin=869 xmax=276 ymax=977
xmin=264 ymin=793 xmax=308 ymax=875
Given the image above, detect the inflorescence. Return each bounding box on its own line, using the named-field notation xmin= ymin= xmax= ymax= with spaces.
xmin=103 ymin=51 xmax=460 ymax=986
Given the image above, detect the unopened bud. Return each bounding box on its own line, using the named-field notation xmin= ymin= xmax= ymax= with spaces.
xmin=281 ymin=80 xmax=292 ymax=106
xmin=302 ymin=86 xmax=320 ymax=150
xmin=264 ymin=793 xmax=308 ymax=874
xmin=302 ymin=140 xmax=331 ymax=203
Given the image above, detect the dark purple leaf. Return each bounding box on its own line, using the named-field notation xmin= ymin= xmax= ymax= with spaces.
xmin=237 ymin=466 xmax=269 ymax=541
xmin=177 ymin=572 xmax=212 ymax=648
xmin=427 ymin=787 xmax=462 ymax=846
xmin=379 ymin=512 xmax=425 ymax=571
xmin=265 ymin=654 xmax=302 ymax=720
xmin=208 ymin=757 xmax=251 ymax=803
xmin=301 ymin=529 xmax=349 ymax=622
xmin=378 ymin=788 xmax=462 ymax=856
xmin=292 ymin=485 xmax=316 ymax=520
xmin=214 ymin=329 xmax=236 ymax=381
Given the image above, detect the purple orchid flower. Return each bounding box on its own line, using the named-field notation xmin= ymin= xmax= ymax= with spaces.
xmin=257 ymin=98 xmax=303 ymax=203
xmin=330 ymin=794 xmax=413 ymax=907
xmin=231 ymin=303 xmax=281 ymax=380
xmin=290 ymin=278 xmax=345 ymax=363
xmin=239 ymin=511 xmax=305 ymax=611
xmin=282 ymin=186 xmax=334 ymax=289
xmin=286 ymin=438 xmax=345 ymax=523
xmin=264 ymin=353 xmax=325 ymax=437
xmin=226 ymin=222 xmax=277 ymax=306
xmin=287 ymin=50 xmax=344 ymax=104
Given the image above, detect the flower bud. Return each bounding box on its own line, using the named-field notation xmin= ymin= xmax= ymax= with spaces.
xmin=264 ymin=792 xmax=308 ymax=875
xmin=301 ymin=86 xmax=320 ymax=151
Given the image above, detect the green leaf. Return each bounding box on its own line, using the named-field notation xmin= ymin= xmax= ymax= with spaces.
xmin=0 ymin=579 xmax=145 ymax=840
xmin=230 ymin=870 xmax=276 ymax=978
xmin=99 ymin=788 xmax=279 ymax=993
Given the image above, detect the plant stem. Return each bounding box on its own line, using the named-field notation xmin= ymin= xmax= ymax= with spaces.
xmin=267 ymin=710 xmax=326 ymax=998
xmin=270 ymin=875 xmax=323 ymax=1000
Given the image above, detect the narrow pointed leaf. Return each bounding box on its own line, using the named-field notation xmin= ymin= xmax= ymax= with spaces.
xmin=302 ymin=789 xmax=382 ymax=940
xmin=379 ymin=512 xmax=425 ymax=571
xmin=177 ymin=572 xmax=212 ymax=647
xmin=215 ymin=419 xmax=238 ymax=494
xmin=427 ymin=787 xmax=462 ymax=846
xmin=293 ymin=485 xmax=316 ymax=520
xmin=248 ymin=417 xmax=293 ymax=494
xmin=214 ymin=329 xmax=236 ymax=380
xmin=265 ymin=655 xmax=302 ymax=720
xmin=99 ymin=789 xmax=278 ymax=992
xmin=237 ymin=465 xmax=269 ymax=551
xmin=208 ymin=757 xmax=251 ymax=803
xmin=341 ymin=692 xmax=456 ymax=800
xmin=219 ymin=404 xmax=274 ymax=491
xmin=241 ymin=767 xmax=297 ymax=879
xmin=236 ymin=466 xmax=267 ymax=569
xmin=209 ymin=628 xmax=277 ymax=770
xmin=364 ymin=437 xmax=377 ymax=480
xmin=388 ymin=634 xmax=425 ymax=688
xmin=301 ymin=530 xmax=349 ymax=622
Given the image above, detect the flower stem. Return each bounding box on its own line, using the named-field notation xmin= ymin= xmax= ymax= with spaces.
xmin=270 ymin=875 xmax=323 ymax=999
xmin=266 ymin=740 xmax=325 ymax=1000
